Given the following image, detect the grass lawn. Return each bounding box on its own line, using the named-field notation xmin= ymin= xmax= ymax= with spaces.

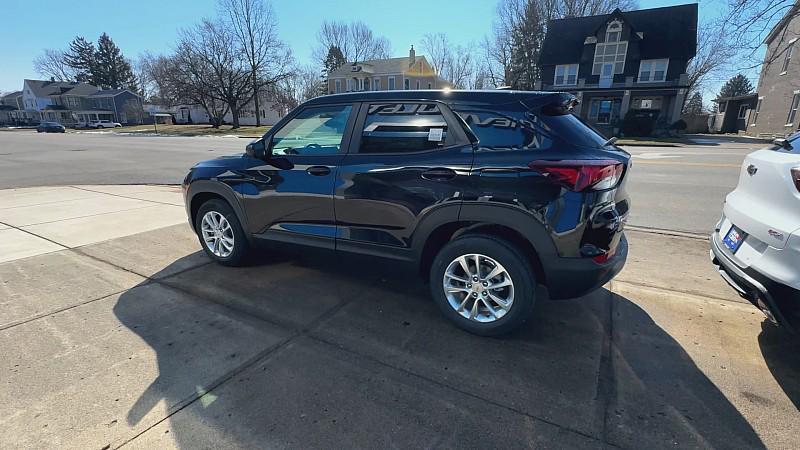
xmin=109 ymin=124 xmax=270 ymax=137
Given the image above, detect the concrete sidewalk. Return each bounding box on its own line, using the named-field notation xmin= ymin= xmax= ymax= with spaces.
xmin=0 ymin=185 xmax=186 ymax=263
xmin=0 ymin=187 xmax=798 ymax=449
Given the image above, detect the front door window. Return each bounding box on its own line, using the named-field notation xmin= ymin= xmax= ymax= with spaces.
xmin=271 ymin=105 xmax=353 ymax=156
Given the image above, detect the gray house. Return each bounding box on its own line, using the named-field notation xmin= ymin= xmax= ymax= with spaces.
xmin=538 ymin=4 xmax=698 ymax=136
xmin=16 ymin=79 xmax=143 ymax=126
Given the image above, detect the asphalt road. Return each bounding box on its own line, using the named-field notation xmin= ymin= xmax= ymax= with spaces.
xmin=0 ymin=130 xmax=766 ymax=234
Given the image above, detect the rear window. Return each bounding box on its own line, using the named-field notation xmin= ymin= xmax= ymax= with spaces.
xmin=539 ymin=113 xmax=608 ymax=148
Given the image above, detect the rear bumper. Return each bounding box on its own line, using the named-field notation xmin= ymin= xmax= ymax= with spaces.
xmin=545 ymin=233 xmax=628 ymax=300
xmin=711 ymin=233 xmax=800 ymax=333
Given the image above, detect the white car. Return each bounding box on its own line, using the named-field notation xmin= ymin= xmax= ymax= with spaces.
xmin=90 ymin=120 xmax=122 ymax=129
xmin=711 ymin=133 xmax=800 ymax=333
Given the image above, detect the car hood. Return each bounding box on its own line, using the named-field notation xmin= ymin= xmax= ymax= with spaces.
xmin=192 ymin=154 xmax=249 ymax=169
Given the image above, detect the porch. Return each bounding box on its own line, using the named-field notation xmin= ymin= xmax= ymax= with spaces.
xmin=574 ymin=88 xmax=686 ymax=137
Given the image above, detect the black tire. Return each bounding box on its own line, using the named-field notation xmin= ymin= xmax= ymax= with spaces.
xmin=429 ymin=234 xmax=536 ymax=336
xmin=195 ymin=199 xmax=251 ymax=266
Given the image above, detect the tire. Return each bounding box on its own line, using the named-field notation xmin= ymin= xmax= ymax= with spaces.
xmin=195 ymin=199 xmax=251 ymax=266
xmin=429 ymin=234 xmax=536 ymax=336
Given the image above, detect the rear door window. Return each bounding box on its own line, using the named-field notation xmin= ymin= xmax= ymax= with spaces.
xmin=356 ymin=102 xmax=455 ymax=154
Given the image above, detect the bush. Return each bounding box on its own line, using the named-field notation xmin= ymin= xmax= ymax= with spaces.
xmin=669 ymin=119 xmax=687 ymax=131
xmin=622 ymin=109 xmax=657 ymax=136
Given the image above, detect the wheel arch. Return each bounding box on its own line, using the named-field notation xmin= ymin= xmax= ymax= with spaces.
xmin=414 ymin=203 xmax=556 ymax=287
xmin=187 ymin=181 xmax=251 ymax=242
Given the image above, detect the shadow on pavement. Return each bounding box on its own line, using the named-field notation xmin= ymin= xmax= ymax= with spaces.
xmin=113 ymin=250 xmax=766 ymax=448
xmin=759 ymin=322 xmax=800 ymax=411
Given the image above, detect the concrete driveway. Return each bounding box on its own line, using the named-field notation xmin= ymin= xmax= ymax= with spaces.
xmin=1 ymin=186 xmax=798 ymax=449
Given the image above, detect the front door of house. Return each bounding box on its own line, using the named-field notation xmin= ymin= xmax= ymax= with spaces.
xmin=599 ymin=63 xmax=614 ymax=88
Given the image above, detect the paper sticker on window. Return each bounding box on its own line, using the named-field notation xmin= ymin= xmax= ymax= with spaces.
xmin=428 ymin=128 xmax=444 ymax=142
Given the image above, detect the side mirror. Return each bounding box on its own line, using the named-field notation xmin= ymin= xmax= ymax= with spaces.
xmin=245 ymin=138 xmax=267 ymax=159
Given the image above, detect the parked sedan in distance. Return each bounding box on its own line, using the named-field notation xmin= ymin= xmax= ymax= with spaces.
xmin=182 ymin=90 xmax=631 ymax=336
xmin=36 ymin=122 xmax=66 ymax=133
xmin=90 ymin=120 xmax=122 ymax=129
xmin=711 ymin=133 xmax=800 ymax=333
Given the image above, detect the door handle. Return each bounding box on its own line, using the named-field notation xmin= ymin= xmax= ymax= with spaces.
xmin=421 ymin=168 xmax=457 ymax=181
xmin=306 ymin=166 xmax=331 ymax=176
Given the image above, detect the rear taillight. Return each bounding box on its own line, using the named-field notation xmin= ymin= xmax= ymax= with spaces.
xmin=792 ymin=168 xmax=800 ymax=192
xmin=528 ymin=160 xmax=624 ymax=192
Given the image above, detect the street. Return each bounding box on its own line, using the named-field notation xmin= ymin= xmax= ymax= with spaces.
xmin=0 ymin=131 xmax=764 ymax=234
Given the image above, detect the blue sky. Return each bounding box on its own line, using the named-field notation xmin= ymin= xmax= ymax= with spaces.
xmin=0 ymin=0 xmax=731 ymax=96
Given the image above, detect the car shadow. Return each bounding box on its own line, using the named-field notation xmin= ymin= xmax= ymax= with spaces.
xmin=758 ymin=321 xmax=800 ymax=411
xmin=113 ymin=250 xmax=766 ymax=448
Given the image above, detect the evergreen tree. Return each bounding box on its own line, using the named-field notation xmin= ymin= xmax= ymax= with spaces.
xmin=94 ymin=33 xmax=137 ymax=89
xmin=683 ymin=92 xmax=705 ymax=115
xmin=323 ymin=46 xmax=346 ymax=77
xmin=508 ymin=0 xmax=543 ymax=90
xmin=64 ymin=37 xmax=97 ymax=84
xmin=717 ymin=74 xmax=754 ymax=99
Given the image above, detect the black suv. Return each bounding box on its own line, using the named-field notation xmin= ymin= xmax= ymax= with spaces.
xmin=182 ymin=90 xmax=630 ymax=335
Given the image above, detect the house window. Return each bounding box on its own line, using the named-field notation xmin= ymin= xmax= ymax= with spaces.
xmin=738 ymin=104 xmax=749 ymax=119
xmin=718 ymin=102 xmax=727 ymax=113
xmin=374 ymin=78 xmax=381 ymax=90
xmin=335 ymin=79 xmax=341 ymax=93
xmin=606 ymin=20 xmax=622 ymax=43
xmin=416 ymin=80 xmax=420 ymax=89
xmin=404 ymin=79 xmax=410 ymax=90
xmin=752 ymin=97 xmax=763 ymax=125
xmin=782 ymin=41 xmax=795 ymax=73
xmin=388 ymin=76 xmax=396 ymax=90
xmin=427 ymin=82 xmax=432 ymax=89
xmin=638 ymin=59 xmax=669 ymax=82
xmin=554 ymin=64 xmax=579 ymax=86
xmin=347 ymin=79 xmax=353 ymax=91
xmin=593 ymin=41 xmax=627 ymax=75
xmin=589 ymin=98 xmax=622 ymax=125
xmin=364 ymin=78 xmax=370 ymax=91
xmin=787 ymin=92 xmax=800 ymax=125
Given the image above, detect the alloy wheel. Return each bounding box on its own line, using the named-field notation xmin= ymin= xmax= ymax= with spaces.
xmin=200 ymin=211 xmax=235 ymax=258
xmin=443 ymin=253 xmax=514 ymax=323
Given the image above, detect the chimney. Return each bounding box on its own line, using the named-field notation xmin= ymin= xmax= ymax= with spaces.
xmin=409 ymin=45 xmax=416 ymax=66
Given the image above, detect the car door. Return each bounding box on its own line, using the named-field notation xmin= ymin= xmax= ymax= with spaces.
xmin=334 ymin=101 xmax=473 ymax=258
xmin=240 ymin=102 xmax=358 ymax=249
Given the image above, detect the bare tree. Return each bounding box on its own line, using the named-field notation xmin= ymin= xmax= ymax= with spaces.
xmin=685 ymin=23 xmax=738 ymax=102
xmin=219 ymin=0 xmax=292 ymax=126
xmin=33 ymin=49 xmax=75 ymax=81
xmin=721 ymin=0 xmax=798 ymax=68
xmin=271 ymin=65 xmax=323 ymax=114
xmin=312 ymin=21 xmax=391 ymax=66
xmin=421 ymin=33 xmax=476 ymax=89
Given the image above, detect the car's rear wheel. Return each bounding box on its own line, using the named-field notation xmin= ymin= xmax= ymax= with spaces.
xmin=429 ymin=234 xmax=536 ymax=336
xmin=195 ymin=199 xmax=250 ymax=266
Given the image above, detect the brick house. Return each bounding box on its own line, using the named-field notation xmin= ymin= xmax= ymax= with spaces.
xmin=537 ymin=4 xmax=698 ymax=136
xmin=326 ymin=46 xmax=450 ymax=94
xmin=746 ymin=5 xmax=800 ymax=137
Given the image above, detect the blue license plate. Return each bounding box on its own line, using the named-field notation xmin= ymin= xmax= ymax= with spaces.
xmin=723 ymin=226 xmax=746 ymax=252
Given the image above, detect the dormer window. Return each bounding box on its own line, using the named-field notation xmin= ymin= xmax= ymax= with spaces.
xmin=593 ymin=20 xmax=627 ymax=76
xmin=554 ymin=64 xmax=579 ymax=86
xmin=606 ymin=20 xmax=622 ymax=43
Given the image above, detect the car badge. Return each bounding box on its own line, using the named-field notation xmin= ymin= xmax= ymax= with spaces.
xmin=746 ymin=164 xmax=758 ymax=176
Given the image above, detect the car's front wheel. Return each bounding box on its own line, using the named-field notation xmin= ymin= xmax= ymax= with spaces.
xmin=195 ymin=199 xmax=251 ymax=266
xmin=429 ymin=234 xmax=536 ymax=336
